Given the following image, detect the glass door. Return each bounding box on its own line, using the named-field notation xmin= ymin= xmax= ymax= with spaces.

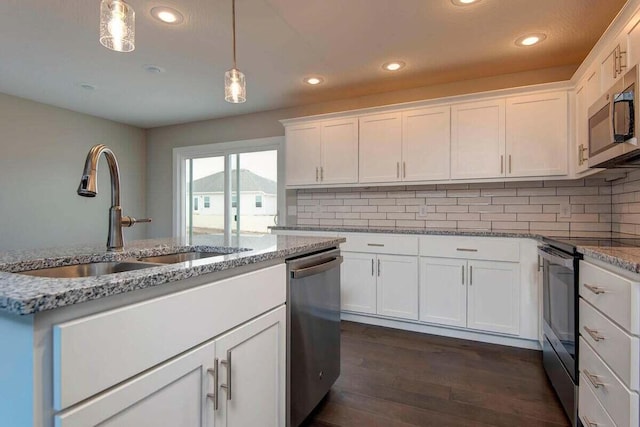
xmin=185 ymin=156 xmax=225 ymax=243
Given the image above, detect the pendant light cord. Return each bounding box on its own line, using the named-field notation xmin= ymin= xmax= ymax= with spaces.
xmin=232 ymin=0 xmax=237 ymax=69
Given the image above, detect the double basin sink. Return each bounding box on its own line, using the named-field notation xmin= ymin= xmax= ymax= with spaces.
xmin=20 ymin=250 xmax=237 ymax=279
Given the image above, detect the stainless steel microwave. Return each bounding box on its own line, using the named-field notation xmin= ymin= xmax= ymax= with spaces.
xmin=588 ymin=65 xmax=640 ymax=168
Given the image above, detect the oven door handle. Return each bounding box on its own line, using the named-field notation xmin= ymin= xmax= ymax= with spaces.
xmin=537 ymin=246 xmax=574 ymax=270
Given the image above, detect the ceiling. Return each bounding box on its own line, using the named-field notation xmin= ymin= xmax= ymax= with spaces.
xmin=0 ymin=0 xmax=628 ymax=128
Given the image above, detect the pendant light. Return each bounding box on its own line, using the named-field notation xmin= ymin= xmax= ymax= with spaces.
xmin=99 ymin=0 xmax=135 ymax=53
xmin=224 ymin=0 xmax=246 ymax=103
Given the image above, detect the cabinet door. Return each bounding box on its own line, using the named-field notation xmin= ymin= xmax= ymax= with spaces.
xmin=451 ymin=99 xmax=505 ymax=179
xmin=321 ymin=118 xmax=359 ymax=184
xmin=359 ymin=112 xmax=402 ymax=183
xmin=506 ymin=91 xmax=568 ymax=177
xmin=467 ymin=260 xmax=520 ymax=335
xmin=402 ymin=106 xmax=451 ymax=181
xmin=214 ymin=306 xmax=285 ymax=427
xmin=55 ymin=340 xmax=216 ymax=427
xmin=600 ymin=37 xmax=627 ymax=92
xmin=419 ymin=257 xmax=467 ymax=328
xmin=285 ymin=123 xmax=321 ymax=186
xmin=377 ymin=254 xmax=419 ymax=320
xmin=575 ymin=83 xmax=589 ymax=174
xmin=341 ymin=252 xmax=377 ymax=314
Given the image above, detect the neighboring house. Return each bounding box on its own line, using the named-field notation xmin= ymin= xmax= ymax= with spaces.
xmin=191 ymin=169 xmax=277 ymax=216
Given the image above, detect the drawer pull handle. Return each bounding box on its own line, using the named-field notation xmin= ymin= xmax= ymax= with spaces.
xmin=583 ymin=416 xmax=599 ymax=427
xmin=584 ymin=326 xmax=605 ymax=342
xmin=367 ymin=243 xmax=385 ymax=247
xmin=584 ymin=284 xmax=606 ymax=295
xmin=584 ymin=369 xmax=605 ymax=389
xmin=456 ymin=248 xmax=478 ymax=252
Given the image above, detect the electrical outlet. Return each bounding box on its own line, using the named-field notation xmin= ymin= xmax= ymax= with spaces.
xmin=558 ymin=202 xmax=571 ymax=219
xmin=418 ymin=205 xmax=429 ymax=218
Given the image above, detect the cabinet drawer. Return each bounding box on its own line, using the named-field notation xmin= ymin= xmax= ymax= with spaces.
xmin=579 ymin=298 xmax=640 ymax=391
xmin=340 ymin=233 xmax=418 ymax=255
xmin=579 ymin=372 xmax=617 ymax=427
xmin=53 ymin=264 xmax=286 ymax=411
xmin=579 ymin=337 xmax=639 ymax=427
xmin=419 ymin=236 xmax=519 ymax=262
xmin=579 ymin=260 xmax=639 ymax=334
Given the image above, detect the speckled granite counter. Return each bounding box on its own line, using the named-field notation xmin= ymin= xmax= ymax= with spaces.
xmin=578 ymin=246 xmax=640 ymax=274
xmin=0 ymin=235 xmax=344 ymax=316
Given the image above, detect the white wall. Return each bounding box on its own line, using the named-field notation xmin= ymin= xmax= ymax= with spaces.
xmin=0 ymin=93 xmax=147 ymax=251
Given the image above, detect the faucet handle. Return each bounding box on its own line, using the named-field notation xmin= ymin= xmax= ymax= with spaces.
xmin=122 ymin=216 xmax=152 ymax=227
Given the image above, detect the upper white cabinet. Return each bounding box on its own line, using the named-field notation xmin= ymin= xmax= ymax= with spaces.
xmin=402 ymin=106 xmax=451 ymax=181
xmin=575 ymin=67 xmax=600 ymax=174
xmin=358 ymin=112 xmax=403 ymax=183
xmin=506 ymin=91 xmax=568 ymax=177
xmin=451 ymin=99 xmax=505 ymax=179
xmin=285 ymin=118 xmax=358 ymax=186
xmin=599 ymin=32 xmax=628 ymax=92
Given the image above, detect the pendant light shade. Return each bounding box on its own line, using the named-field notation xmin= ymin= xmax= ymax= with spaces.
xmin=225 ymin=0 xmax=246 ymax=103
xmin=99 ymin=0 xmax=135 ymax=53
xmin=225 ymin=68 xmax=246 ymax=103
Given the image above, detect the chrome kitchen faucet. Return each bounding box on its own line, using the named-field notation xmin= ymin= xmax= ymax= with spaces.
xmin=77 ymin=144 xmax=151 ymax=251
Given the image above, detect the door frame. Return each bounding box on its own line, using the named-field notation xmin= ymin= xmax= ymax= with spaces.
xmin=172 ymin=136 xmax=285 ymax=244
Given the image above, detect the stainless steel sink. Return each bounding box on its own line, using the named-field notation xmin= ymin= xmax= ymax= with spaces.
xmin=137 ymin=251 xmax=228 ymax=264
xmin=19 ymin=261 xmax=160 ymax=278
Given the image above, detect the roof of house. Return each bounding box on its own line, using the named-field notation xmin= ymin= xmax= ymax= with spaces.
xmin=192 ymin=169 xmax=277 ymax=195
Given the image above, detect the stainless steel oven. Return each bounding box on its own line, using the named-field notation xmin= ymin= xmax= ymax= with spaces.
xmin=539 ymin=243 xmax=580 ymax=427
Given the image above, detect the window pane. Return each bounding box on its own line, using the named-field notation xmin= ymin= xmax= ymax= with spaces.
xmin=187 ymin=156 xmax=225 ymax=240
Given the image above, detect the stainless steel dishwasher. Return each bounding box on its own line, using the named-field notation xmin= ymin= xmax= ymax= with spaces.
xmin=286 ymin=248 xmax=342 ymax=427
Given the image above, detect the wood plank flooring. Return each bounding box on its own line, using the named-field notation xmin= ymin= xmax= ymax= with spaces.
xmin=302 ymin=322 xmax=570 ymax=427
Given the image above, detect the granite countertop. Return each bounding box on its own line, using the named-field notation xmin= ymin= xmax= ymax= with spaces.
xmin=577 ymin=246 xmax=640 ymax=274
xmin=0 ymin=234 xmax=345 ymax=316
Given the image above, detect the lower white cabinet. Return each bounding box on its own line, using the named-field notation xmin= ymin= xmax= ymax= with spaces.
xmin=55 ymin=306 xmax=286 ymax=427
xmin=420 ymin=257 xmax=520 ymax=335
xmin=341 ymin=252 xmax=418 ymax=320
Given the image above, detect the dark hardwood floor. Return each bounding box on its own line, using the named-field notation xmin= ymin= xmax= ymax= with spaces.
xmin=303 ymin=321 xmax=569 ymax=427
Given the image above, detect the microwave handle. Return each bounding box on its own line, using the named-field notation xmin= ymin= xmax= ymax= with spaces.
xmin=613 ymin=97 xmax=634 ymax=142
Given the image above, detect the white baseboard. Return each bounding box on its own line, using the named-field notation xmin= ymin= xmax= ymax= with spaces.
xmin=341 ymin=312 xmax=541 ymax=351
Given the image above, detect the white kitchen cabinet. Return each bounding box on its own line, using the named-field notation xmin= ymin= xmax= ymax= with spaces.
xmin=55 ymin=339 xmax=216 ymax=427
xmin=214 ymin=306 xmax=286 ymax=427
xmin=320 ymin=118 xmax=359 ymax=184
xmin=358 ymin=112 xmax=403 ymax=183
xmin=420 ymin=257 xmax=467 ymax=328
xmin=341 ymin=252 xmax=377 ymax=314
xmin=285 ymin=123 xmax=321 ymax=186
xmin=467 ymin=260 xmax=520 ymax=335
xmin=505 ymin=91 xmax=568 ymax=177
xmin=401 ymin=106 xmax=451 ymax=181
xmin=451 ymin=99 xmax=505 ymax=179
xmin=377 ymin=254 xmax=419 ymax=320
xmin=284 ymin=118 xmax=358 ymax=186
xmin=599 ymin=33 xmax=628 ymax=93
xmin=341 ymin=243 xmax=418 ymax=321
xmin=575 ymin=67 xmax=600 ymax=174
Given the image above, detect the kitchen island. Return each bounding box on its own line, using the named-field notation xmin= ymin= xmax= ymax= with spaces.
xmin=0 ymin=234 xmax=344 ymax=427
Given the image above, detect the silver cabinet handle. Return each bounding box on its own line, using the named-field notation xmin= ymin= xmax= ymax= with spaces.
xmin=461 ymin=265 xmax=464 ymax=285
xmin=367 ymin=243 xmax=385 ymax=247
xmin=508 ymin=155 xmax=512 ymax=174
xmin=396 ymin=162 xmax=400 ymax=178
xmin=584 ymin=326 xmax=605 ymax=342
xmin=403 ymin=162 xmax=406 ymax=178
xmin=470 ymin=265 xmax=473 ymax=286
xmin=315 ymin=167 xmax=319 ymax=182
xmin=584 ymin=284 xmax=606 ymax=295
xmin=206 ymin=358 xmax=219 ymax=410
xmin=537 ymin=255 xmax=543 ymax=272
xmin=220 ymin=351 xmax=232 ymax=400
xmin=320 ymin=166 xmax=324 ymax=181
xmin=500 ymin=155 xmax=504 ymax=174
xmin=371 ymin=258 xmax=374 ymax=276
xmin=584 ymin=369 xmax=604 ymax=389
xmin=578 ymin=144 xmax=583 ymax=165
xmin=583 ymin=416 xmax=599 ymax=427
xmin=377 ymin=259 xmax=381 ymax=277
xmin=456 ymin=248 xmax=478 ymax=252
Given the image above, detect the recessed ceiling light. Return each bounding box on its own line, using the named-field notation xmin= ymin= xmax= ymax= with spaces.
xmin=304 ymin=76 xmax=324 ymax=85
xmin=382 ymin=61 xmax=406 ymax=71
xmin=451 ymin=0 xmax=481 ymax=5
xmin=150 ymin=6 xmax=184 ymax=24
xmin=515 ymin=33 xmax=547 ymax=47
xmin=143 ymin=64 xmax=166 ymax=74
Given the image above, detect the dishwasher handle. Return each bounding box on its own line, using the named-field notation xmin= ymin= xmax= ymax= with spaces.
xmin=290 ymin=256 xmax=343 ymax=279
